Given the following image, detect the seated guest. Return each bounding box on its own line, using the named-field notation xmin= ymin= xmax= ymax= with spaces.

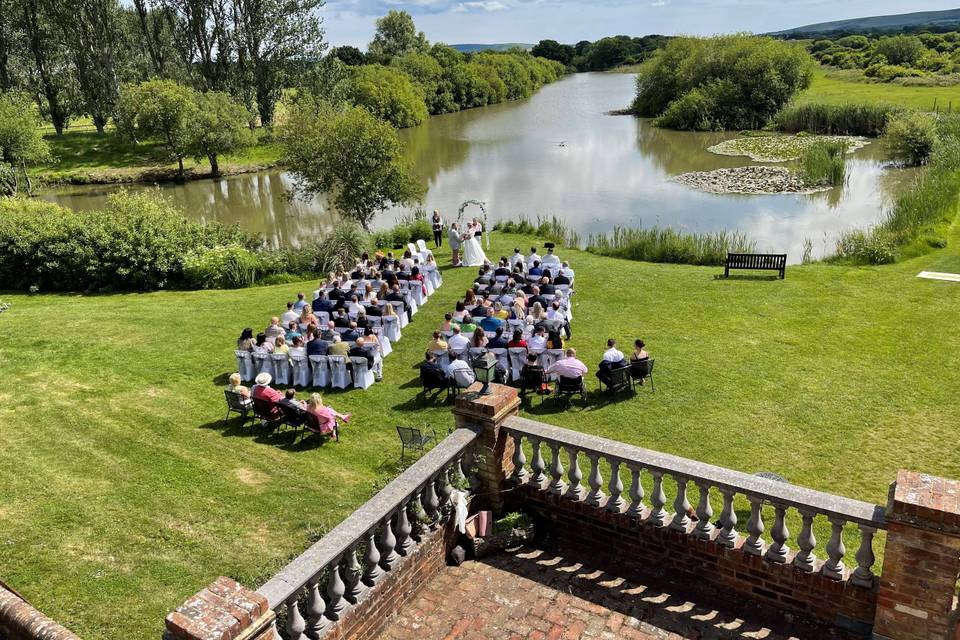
xmin=307 ymin=332 xmax=330 ymax=355
xmin=560 ymin=261 xmax=575 ymax=281
xmin=527 ymin=326 xmax=548 ymax=351
xmin=528 ymin=260 xmax=544 ymax=278
xmin=333 ymin=309 xmax=351 ymax=328
xmin=546 ymin=329 xmax=564 ymax=350
xmin=279 ymin=389 xmax=306 ymax=419
xmin=285 ymin=321 xmax=302 ymax=343
xmin=507 ymin=329 xmax=528 ymax=349
xmin=526 ymin=246 xmax=541 ymax=271
xmin=439 ymin=313 xmax=453 ymax=332
xmin=254 ymin=332 xmax=274 ymax=354
xmin=227 ymin=373 xmax=251 ymax=400
xmin=631 ymin=339 xmax=649 ymax=362
xmin=479 ymin=313 xmax=503 ymax=333
xmin=521 ymin=353 xmax=550 ymax=395
xmin=349 ymin=336 xmax=375 ymax=369
xmin=528 ymin=287 xmax=548 ymax=311
xmin=460 ymin=315 xmax=477 ymax=335
xmin=527 ymin=302 xmax=546 ymax=325
xmin=289 ymin=336 xmax=307 ymax=358
xmin=511 ymin=300 xmax=526 ymax=321
xmin=328 ymin=334 xmax=350 ymax=357
xmin=541 ymin=243 xmax=561 ymax=268
xmin=377 ymin=282 xmax=390 ymax=301
xmin=447 ymin=325 xmax=471 ymax=352
xmin=328 ymin=286 xmax=346 ymax=303
xmin=365 ymin=299 xmax=383 ymax=317
xmin=355 ymin=312 xmax=370 ymax=330
xmin=293 ymin=292 xmax=308 ymax=312
xmin=553 ymin=270 xmax=571 ymax=286
xmin=487 ymin=327 xmax=508 ymax=349
xmin=476 ymin=267 xmax=492 ymax=286
xmin=237 ymin=328 xmax=255 ymax=352
xmin=547 ymin=348 xmax=587 ymax=379
xmin=471 ymin=327 xmax=488 ymax=348
xmin=546 ymin=301 xmax=564 ymax=321
xmin=347 ymin=295 xmax=364 ymax=316
xmin=540 ymin=277 xmax=556 ymax=295
xmin=273 ymin=335 xmax=290 ymax=355
xmin=520 ymin=281 xmax=536 ymax=296
xmin=305 ymin=394 xmax=349 ymax=440
xmin=464 ymin=289 xmax=477 ymax=306
xmin=382 ymin=302 xmax=399 ymax=323
xmin=494 ymin=261 xmax=512 ymax=277
xmin=596 ymin=339 xmax=627 ymax=388
xmin=448 ymin=357 xmax=476 ymax=388
xmin=385 ymin=284 xmax=405 ymax=304
xmin=510 ymin=247 xmax=525 ymax=269
xmin=320 ymin=321 xmax=337 ymax=341
xmin=341 ymin=323 xmax=361 ymax=343
xmin=252 ymin=373 xmax=283 ymax=420
xmin=402 ymin=250 xmax=415 ymax=271
xmin=410 ymin=267 xmax=427 ymax=295
xmin=428 ymin=331 xmax=448 ymax=353
xmin=420 ymin=352 xmax=447 ymax=384
xmin=265 ymin=317 xmax=284 ymax=339
xmin=452 ymin=301 xmax=467 ymax=321
xmin=313 ymin=291 xmax=335 ymax=313
xmin=493 ymin=301 xmax=509 ymax=320
xmin=299 ymin=306 xmax=316 ymax=327
xmin=362 ymin=283 xmax=375 ymax=301
xmin=281 ymin=302 xmax=299 ymax=326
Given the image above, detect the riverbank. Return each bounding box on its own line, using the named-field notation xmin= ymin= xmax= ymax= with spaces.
xmin=2 ymin=229 xmax=960 ymax=638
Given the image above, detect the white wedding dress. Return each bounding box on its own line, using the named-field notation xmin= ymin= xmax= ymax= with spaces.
xmin=462 ymin=225 xmax=488 ymax=266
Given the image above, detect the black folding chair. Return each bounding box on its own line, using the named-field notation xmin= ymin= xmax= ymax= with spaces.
xmin=278 ymin=402 xmax=307 ymax=438
xmin=420 ymin=368 xmax=453 ymax=405
xmin=599 ymin=364 xmax=631 ymax=394
xmin=397 ymin=426 xmax=437 ymax=463
xmin=252 ymin=397 xmax=283 ymax=429
xmin=519 ymin=365 xmax=549 ymax=405
xmin=629 ymin=358 xmax=655 ymax=392
xmin=223 ymin=390 xmax=254 ymax=428
xmin=554 ymin=376 xmax=588 ymax=408
xmin=302 ymin=412 xmax=340 ymax=444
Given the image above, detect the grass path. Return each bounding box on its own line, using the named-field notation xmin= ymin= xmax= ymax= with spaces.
xmin=1 ymin=231 xmax=960 ymax=638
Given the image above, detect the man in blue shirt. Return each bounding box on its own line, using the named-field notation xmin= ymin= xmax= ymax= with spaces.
xmin=479 ymin=314 xmax=503 ymax=333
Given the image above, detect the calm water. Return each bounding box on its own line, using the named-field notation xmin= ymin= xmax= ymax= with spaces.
xmin=43 ymin=73 xmax=916 ymax=260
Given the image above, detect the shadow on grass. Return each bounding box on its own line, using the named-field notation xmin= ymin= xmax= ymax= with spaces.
xmin=713 ymin=274 xmax=782 ymax=282
xmin=198 ymin=416 xmax=337 ymax=452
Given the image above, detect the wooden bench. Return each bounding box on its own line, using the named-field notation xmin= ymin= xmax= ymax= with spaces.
xmin=724 ymin=253 xmax=787 ymax=279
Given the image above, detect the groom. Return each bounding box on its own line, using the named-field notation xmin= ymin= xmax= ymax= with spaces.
xmin=448 ymin=223 xmax=462 ymax=267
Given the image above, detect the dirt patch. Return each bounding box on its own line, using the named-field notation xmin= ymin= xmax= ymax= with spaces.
xmin=233 ymin=467 xmax=270 ymax=487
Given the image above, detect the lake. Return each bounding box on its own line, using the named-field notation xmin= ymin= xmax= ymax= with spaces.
xmin=43 ymin=72 xmax=916 ymax=260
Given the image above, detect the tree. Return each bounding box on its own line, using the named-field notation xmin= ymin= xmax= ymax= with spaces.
xmin=874 ymin=35 xmax=925 ymax=67
xmin=885 ymin=111 xmax=939 ymax=166
xmin=391 ymin=52 xmax=443 ymax=112
xmin=231 ymin=0 xmax=326 ymax=125
xmin=342 ymin=64 xmax=428 ymax=128
xmin=129 ymin=0 xmax=179 ymax=78
xmin=187 ymin=91 xmax=253 ymax=177
xmin=330 ymin=45 xmax=364 ymax=66
xmin=586 ymin=36 xmax=631 ymax=70
xmin=0 ymin=91 xmax=51 ymax=196
xmin=20 ymin=0 xmax=74 ymax=135
xmin=280 ymin=100 xmax=424 ymax=230
xmin=368 ymin=10 xmax=427 ymax=63
xmin=166 ymin=0 xmax=235 ymax=92
xmin=531 ymin=39 xmax=574 ymax=66
xmin=119 ymin=79 xmax=197 ymax=179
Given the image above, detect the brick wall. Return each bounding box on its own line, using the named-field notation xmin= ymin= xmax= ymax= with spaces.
xmin=0 ymin=584 xmax=80 ymax=640
xmin=509 ymin=486 xmax=878 ymax=636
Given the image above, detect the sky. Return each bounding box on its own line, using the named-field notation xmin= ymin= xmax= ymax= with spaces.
xmin=320 ymin=1 xmax=955 ymax=48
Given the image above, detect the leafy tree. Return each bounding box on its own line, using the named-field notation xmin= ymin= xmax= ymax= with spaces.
xmin=19 ymin=0 xmax=75 ymax=135
xmin=187 ymin=91 xmax=253 ymax=177
xmin=429 ymin=43 xmax=464 ymax=68
xmin=165 ymin=0 xmax=235 ymax=92
xmin=342 ymin=64 xmax=428 ymax=128
xmin=874 ymin=35 xmax=925 ymax=67
xmin=586 ymin=36 xmax=631 ymax=70
xmin=119 ymin=79 xmax=198 ymax=179
xmin=331 ymin=45 xmax=364 ymax=66
xmin=280 ymin=100 xmax=425 ymax=230
xmin=531 ymin=39 xmax=574 ymax=66
xmin=368 ymin=10 xmax=427 ymax=63
xmin=391 ymin=52 xmax=445 ymax=113
xmin=0 ymin=91 xmax=51 ymax=196
xmin=885 ymin=111 xmax=939 ymax=166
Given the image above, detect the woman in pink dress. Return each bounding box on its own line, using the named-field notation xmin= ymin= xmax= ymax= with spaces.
xmin=305 ymin=393 xmax=351 ymax=440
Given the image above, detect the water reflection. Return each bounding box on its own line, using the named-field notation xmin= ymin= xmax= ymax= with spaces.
xmin=42 ymin=72 xmax=916 ymax=261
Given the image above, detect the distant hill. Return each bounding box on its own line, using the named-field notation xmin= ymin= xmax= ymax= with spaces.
xmin=772 ymin=8 xmax=960 ymax=36
xmin=451 ymin=43 xmax=533 ymax=53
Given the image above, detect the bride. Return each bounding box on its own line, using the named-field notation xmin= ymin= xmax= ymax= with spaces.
xmin=461 ymin=220 xmax=488 ymax=266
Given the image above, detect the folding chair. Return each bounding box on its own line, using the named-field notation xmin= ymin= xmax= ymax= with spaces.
xmin=539 ymin=349 xmax=563 ymax=379
xmin=519 ymin=365 xmax=549 ymax=405
xmin=223 ymin=390 xmax=253 ymax=427
xmin=554 ymin=376 xmax=588 ymax=408
xmin=271 ymin=354 xmax=291 ymax=386
xmin=350 ymin=356 xmax=375 ymax=390
xmin=430 ymin=350 xmax=451 ymax=373
xmin=629 ymin=358 xmax=656 ymax=392
xmin=420 ymin=368 xmax=452 ymax=405
xmin=278 ymin=401 xmax=308 ymax=438
xmin=235 ymin=350 xmax=256 ymax=382
xmin=489 ymin=348 xmax=510 ymax=380
xmin=291 ymin=354 xmax=311 ymax=387
xmin=397 ymin=426 xmax=437 ymax=463
xmin=252 ymin=397 xmax=283 ymax=428
xmin=599 ymin=364 xmax=632 ymax=394
xmin=328 ymin=356 xmax=352 ymax=389
xmin=309 ymin=355 xmax=330 ymax=388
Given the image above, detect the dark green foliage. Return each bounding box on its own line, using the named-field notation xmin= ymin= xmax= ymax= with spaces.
xmin=804 ymin=31 xmax=960 ymax=81
xmin=331 ymin=46 xmax=365 ymax=66
xmin=800 ymin=140 xmax=847 ymax=186
xmin=773 ymin=102 xmax=904 ymax=136
xmin=885 ymin=110 xmax=940 ymax=165
xmin=343 ymin=64 xmax=429 ymax=128
xmin=532 ymin=35 xmax=667 ymax=71
xmin=632 ymin=35 xmax=815 ymax=131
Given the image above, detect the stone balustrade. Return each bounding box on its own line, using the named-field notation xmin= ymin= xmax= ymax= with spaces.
xmin=503 ymin=415 xmax=886 ymax=593
xmin=256 ymin=426 xmax=479 ymax=640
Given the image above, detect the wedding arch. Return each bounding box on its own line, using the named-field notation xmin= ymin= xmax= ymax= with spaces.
xmin=457 ymin=200 xmax=490 ymax=249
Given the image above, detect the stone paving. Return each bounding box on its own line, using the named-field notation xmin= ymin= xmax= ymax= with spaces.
xmin=375 ymin=545 xmax=851 ymax=640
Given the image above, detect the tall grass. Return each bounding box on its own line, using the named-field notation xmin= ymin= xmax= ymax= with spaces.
xmin=586 ymin=226 xmax=756 ymax=266
xmin=800 ymin=140 xmax=847 ymax=186
xmin=492 ymin=216 xmax=582 ymax=248
xmin=774 ymin=103 xmax=904 ymax=136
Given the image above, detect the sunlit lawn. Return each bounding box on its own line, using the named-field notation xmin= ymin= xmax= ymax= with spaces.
xmin=797 ymin=67 xmax=960 ymax=111
xmin=2 ymin=226 xmax=960 ymax=638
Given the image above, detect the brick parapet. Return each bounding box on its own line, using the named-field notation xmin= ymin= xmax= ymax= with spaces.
xmin=0 ymin=584 xmax=81 ymax=640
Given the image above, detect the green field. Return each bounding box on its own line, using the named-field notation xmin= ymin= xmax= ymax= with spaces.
xmin=796 ymin=67 xmax=960 ymax=111
xmin=2 ymin=222 xmax=960 ymax=638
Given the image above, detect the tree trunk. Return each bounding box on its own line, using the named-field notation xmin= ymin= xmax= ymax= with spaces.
xmin=208 ymin=153 xmax=220 ymax=178
xmin=20 ymin=160 xmax=33 ymax=198
xmin=93 ymin=114 xmax=107 ymax=135
xmin=177 ymin=156 xmax=185 ymax=182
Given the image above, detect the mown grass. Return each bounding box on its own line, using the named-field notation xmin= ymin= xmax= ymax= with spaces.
xmin=2 ymin=228 xmax=960 ymax=638
xmin=796 ymin=67 xmax=960 ymax=111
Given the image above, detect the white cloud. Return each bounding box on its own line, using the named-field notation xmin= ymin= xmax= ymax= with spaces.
xmin=453 ymin=1 xmax=508 ymax=11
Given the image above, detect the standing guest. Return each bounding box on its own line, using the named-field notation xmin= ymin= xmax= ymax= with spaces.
xmin=227 ymin=373 xmax=251 ymax=400
xmin=293 ymin=292 xmax=308 ymax=312
xmin=237 ymin=328 xmax=256 ymax=352
xmin=265 ymin=317 xmax=284 ymax=339
xmin=487 ymin=327 xmax=508 ymax=349
xmin=428 ymin=331 xmax=448 ymax=353
xmin=432 ymin=210 xmax=444 ymax=248
xmin=596 ymin=339 xmax=627 ymax=388
xmin=281 ymin=302 xmax=299 ymax=326
xmin=305 ymin=394 xmax=350 ymax=441
xmin=546 ymin=348 xmax=588 ymax=379
xmin=448 ymin=223 xmax=463 ymax=267
xmin=631 ymin=339 xmax=649 ymax=362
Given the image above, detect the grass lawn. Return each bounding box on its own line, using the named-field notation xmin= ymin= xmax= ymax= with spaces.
xmin=796 ymin=67 xmax=960 ymax=111
xmin=35 ymin=129 xmax=281 ymax=185
xmin=2 ymin=226 xmax=960 ymax=639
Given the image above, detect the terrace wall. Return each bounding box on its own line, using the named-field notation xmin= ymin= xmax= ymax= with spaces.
xmin=0 ymin=583 xmax=80 ymax=640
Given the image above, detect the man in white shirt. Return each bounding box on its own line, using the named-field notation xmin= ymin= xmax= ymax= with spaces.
xmin=447 ymin=325 xmax=470 ymax=352
xmin=597 ymin=339 xmax=627 ymax=388
xmin=281 ymin=303 xmax=299 ymax=326
xmin=527 ymin=327 xmax=548 ymax=351
xmin=510 ymin=248 xmax=525 ymax=270
xmin=526 ymin=246 xmax=541 ymax=271
xmin=541 ymin=245 xmax=561 ymax=270
xmin=448 ymin=357 xmax=476 ymax=389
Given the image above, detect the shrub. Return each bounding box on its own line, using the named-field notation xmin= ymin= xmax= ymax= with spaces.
xmin=800 ymin=140 xmax=847 ymax=186
xmin=835 ymin=229 xmax=896 ymax=264
xmin=656 ymin=87 xmax=715 ymax=131
xmin=408 ymin=219 xmax=432 ymax=244
xmin=885 ymin=111 xmax=939 ymax=165
xmin=865 ymin=63 xmax=925 ymax=81
xmin=773 ymin=103 xmax=903 ymax=137
xmin=183 ymin=245 xmax=259 ymax=289
xmin=371 ymin=229 xmax=393 ymax=249
xmin=343 ymin=65 xmax=429 ymax=128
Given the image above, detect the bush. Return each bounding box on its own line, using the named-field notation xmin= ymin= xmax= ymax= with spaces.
xmin=865 ymin=63 xmax=925 ymax=81
xmin=773 ymin=103 xmax=903 ymax=137
xmin=183 ymin=245 xmax=259 ymax=289
xmin=885 ymin=111 xmax=939 ymax=165
xmin=371 ymin=229 xmax=393 ymax=249
xmin=656 ymin=87 xmax=715 ymax=131
xmin=835 ymin=229 xmax=896 ymax=264
xmin=343 ymin=65 xmax=429 ymax=128
xmin=800 ymin=140 xmax=847 ymax=186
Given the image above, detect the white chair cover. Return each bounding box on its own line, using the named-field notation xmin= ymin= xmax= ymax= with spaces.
xmin=309 ymin=355 xmax=330 ymax=388
xmin=390 ymin=302 xmax=409 ymax=328
xmin=449 ymin=347 xmax=467 ymax=363
xmin=416 ymin=239 xmax=434 ymax=261
xmin=252 ymin=352 xmax=274 ymax=378
xmin=490 ymin=348 xmax=509 ymax=378
xmin=404 ymin=292 xmax=419 ymax=317
xmin=425 ymin=265 xmax=442 ymax=289
xmin=350 ymin=357 xmax=375 ymax=390
xmin=291 ymin=355 xmax=311 ymax=387
xmin=469 ymin=347 xmax=488 ymax=360
xmin=368 ymin=316 xmax=382 ymax=328
xmin=508 ymin=347 xmax=528 ymax=382
xmin=424 ymin=275 xmax=435 ymax=296
xmin=328 ymin=356 xmax=352 ymax=389
xmin=271 ymin=354 xmax=291 ymax=385
xmin=540 ymin=349 xmax=564 ymax=379
xmin=235 ymin=350 xmax=256 ymax=381
xmin=375 ymin=330 xmax=393 ymax=357
xmin=383 ymin=315 xmax=401 ymax=342
xmin=317 ymin=311 xmax=330 ymax=325
xmin=409 ymin=283 xmax=426 ymax=307
xmin=407 ymin=242 xmax=419 ymax=259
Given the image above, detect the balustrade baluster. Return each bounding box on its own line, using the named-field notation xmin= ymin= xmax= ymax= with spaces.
xmin=325 ymin=555 xmax=347 ymax=621
xmin=793 ymin=510 xmax=817 ymax=572
xmin=378 ymin=515 xmax=398 ymax=571
xmin=565 ymin=447 xmax=584 ymax=501
xmin=344 ymin=543 xmax=367 ymax=604
xmin=463 ymin=448 xmax=480 ymax=492
xmin=694 ymin=482 xmax=714 ymax=540
xmin=607 ymin=459 xmax=625 ymax=512
xmin=510 ymin=433 xmax=528 ymax=483
xmin=585 ymin=453 xmax=605 ymax=507
xmin=530 ymin=438 xmax=546 ymax=487
xmin=743 ymin=496 xmax=765 ymax=555
xmin=822 ymin=517 xmax=847 ymax=580
xmin=850 ymin=525 xmax=877 ymax=587
xmin=452 ymin=454 xmax=469 ymax=492
xmin=548 ymin=442 xmax=566 ymax=494
xmin=437 ymin=467 xmax=453 ymax=510
xmin=423 ymin=479 xmax=440 ymax=521
xmin=395 ymin=499 xmax=414 ymax=556
xmin=765 ymin=504 xmax=790 ymax=563
xmin=648 ymin=470 xmax=668 ymax=527
xmin=304 ymin=580 xmax=326 ymax=637
xmin=670 ymin=476 xmax=691 ymax=531
xmin=626 ymin=465 xmax=645 ymax=518
xmin=409 ymin=492 xmax=426 ymax=542
xmin=362 ymin=528 xmax=383 ymax=586
xmin=717 ymin=489 xmax=738 ymax=548
xmin=286 ymin=593 xmax=307 ymax=640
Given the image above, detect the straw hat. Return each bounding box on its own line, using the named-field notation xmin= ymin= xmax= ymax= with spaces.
xmin=255 ymin=372 xmax=272 ymax=386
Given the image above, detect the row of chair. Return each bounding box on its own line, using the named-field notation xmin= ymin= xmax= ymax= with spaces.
xmin=236 ymin=352 xmax=380 ymax=390
xmin=223 ymin=391 xmax=341 ymax=444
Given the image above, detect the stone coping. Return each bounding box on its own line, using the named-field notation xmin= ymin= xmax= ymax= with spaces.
xmin=504 ymin=415 xmax=885 ymax=527
xmin=257 ymin=426 xmax=479 ymax=609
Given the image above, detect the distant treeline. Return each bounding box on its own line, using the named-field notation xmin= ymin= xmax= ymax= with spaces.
xmin=528 ymin=36 xmax=671 ymax=72
xmin=799 ymin=33 xmax=960 ymax=82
